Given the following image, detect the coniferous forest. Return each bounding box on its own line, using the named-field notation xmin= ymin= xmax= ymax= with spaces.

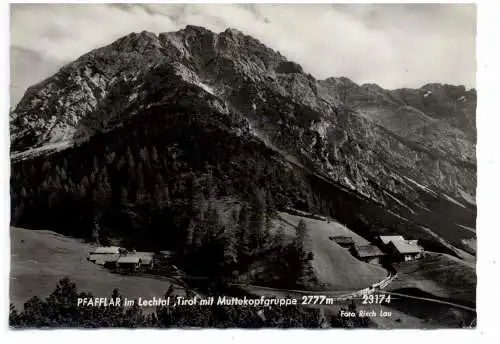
xmin=8 ymin=14 xmax=478 ymax=330
xmin=11 ymin=99 xmax=463 ymax=288
xmin=10 ymin=102 xmax=323 ymax=287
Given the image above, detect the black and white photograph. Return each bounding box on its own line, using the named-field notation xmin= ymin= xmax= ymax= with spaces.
xmin=7 ymin=2 xmax=478 ymax=329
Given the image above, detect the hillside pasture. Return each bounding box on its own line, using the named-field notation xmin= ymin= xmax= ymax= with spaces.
xmin=274 ymin=212 xmax=387 ymax=290
xmin=388 ymin=252 xmax=476 ymax=307
xmin=10 ymin=227 xmax=186 ymax=311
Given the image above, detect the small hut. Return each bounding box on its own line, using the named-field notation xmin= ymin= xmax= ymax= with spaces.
xmin=350 ymin=244 xmax=385 ymax=264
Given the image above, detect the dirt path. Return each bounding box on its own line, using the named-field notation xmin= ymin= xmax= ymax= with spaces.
xmin=232 ymin=272 xmax=397 ymax=300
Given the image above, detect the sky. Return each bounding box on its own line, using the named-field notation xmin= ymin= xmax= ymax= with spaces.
xmin=9 ymin=3 xmax=476 ymax=107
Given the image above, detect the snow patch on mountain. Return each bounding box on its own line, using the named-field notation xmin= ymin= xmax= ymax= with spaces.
xmin=343 ymin=177 xmax=356 ymax=190
xmin=384 ymin=191 xmax=416 ymax=215
xmin=172 ymin=62 xmax=219 ymax=97
xmin=198 ymin=82 xmax=216 ymax=96
xmin=458 ymin=189 xmax=476 ymax=205
xmin=442 ymin=193 xmax=466 ymax=208
xmin=457 ymin=224 xmax=475 ymax=233
xmin=11 ymin=140 xmax=74 ymax=161
xmin=461 ymin=238 xmax=476 ymax=252
xmin=43 ymin=122 xmax=76 ymax=143
xmin=402 ymin=175 xmax=438 ymax=196
xmin=128 ymin=92 xmax=139 ymax=102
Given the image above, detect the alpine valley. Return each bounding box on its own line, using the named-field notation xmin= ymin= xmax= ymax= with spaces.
xmin=10 ymin=26 xmax=476 ymax=324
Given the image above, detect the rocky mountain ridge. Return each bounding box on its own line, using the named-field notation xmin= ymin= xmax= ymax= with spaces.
xmin=10 ymin=25 xmax=476 ymax=256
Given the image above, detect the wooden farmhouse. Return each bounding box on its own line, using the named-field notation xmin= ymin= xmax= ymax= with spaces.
xmin=350 ymin=244 xmax=385 ymax=264
xmin=116 ymin=252 xmax=154 ymax=271
xmin=386 ymin=240 xmax=423 ymax=262
xmin=87 ymin=246 xmax=123 ymax=265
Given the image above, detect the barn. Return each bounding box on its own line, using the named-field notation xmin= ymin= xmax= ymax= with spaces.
xmin=135 ymin=252 xmax=154 ymax=269
xmin=93 ymin=254 xmax=120 ymax=268
xmin=87 ymin=246 xmax=123 ymax=264
xmin=387 ymin=240 xmax=423 ymax=262
xmin=116 ymin=252 xmax=154 ymax=271
xmin=116 ymin=255 xmax=141 ymax=271
xmin=330 ymin=236 xmax=355 ymax=248
xmin=377 ymin=235 xmax=405 ymax=247
xmin=350 ymin=244 xmax=385 ymax=264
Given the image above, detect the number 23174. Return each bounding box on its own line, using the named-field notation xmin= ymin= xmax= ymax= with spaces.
xmin=361 ymin=294 xmax=391 ymax=304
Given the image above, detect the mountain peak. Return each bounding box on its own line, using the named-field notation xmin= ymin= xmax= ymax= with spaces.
xmin=109 ymin=30 xmax=162 ymax=53
xmin=10 ymin=25 xmax=476 ymax=172
xmin=183 ymin=24 xmax=214 ymax=34
xmin=222 ymin=27 xmax=245 ymax=37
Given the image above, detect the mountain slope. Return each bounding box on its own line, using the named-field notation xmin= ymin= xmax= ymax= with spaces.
xmin=10 ymin=25 xmax=476 ymax=263
xmin=275 ymin=212 xmax=386 ymax=289
xmin=10 ymin=227 xmax=187 ymax=311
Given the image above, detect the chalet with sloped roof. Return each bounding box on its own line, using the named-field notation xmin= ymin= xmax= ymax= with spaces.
xmin=387 ymin=240 xmax=423 ymax=262
xmin=350 ymin=244 xmax=385 ymax=264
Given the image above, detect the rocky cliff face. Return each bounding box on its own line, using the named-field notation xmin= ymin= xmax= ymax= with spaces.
xmin=10 ymin=26 xmax=476 ymax=255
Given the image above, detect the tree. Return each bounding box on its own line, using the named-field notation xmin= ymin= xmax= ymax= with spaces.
xmin=206 ymin=168 xmax=217 ymax=202
xmin=135 ymin=162 xmax=146 ymax=202
xmin=94 ymin=168 xmax=111 ymax=212
xmin=42 ymin=160 xmax=51 ymax=173
xmin=151 ymin=146 xmax=159 ymax=165
xmin=10 ymin=278 xmax=333 ymax=328
xmin=139 ymin=146 xmax=150 ymax=164
xmin=126 ymin=147 xmax=136 ymax=183
xmin=284 ymin=219 xmax=315 ymax=288
xmin=152 ymin=173 xmax=167 ymax=209
xmin=92 ymin=217 xmax=100 ymax=245
xmin=266 ymin=190 xmax=276 ymax=216
xmin=296 ymin=219 xmax=307 ymax=250
xmin=273 ymin=224 xmax=286 ymax=250
xmin=251 ymin=188 xmax=267 ymax=249
xmin=237 ymin=204 xmax=252 ymax=259
xmin=222 ymin=225 xmax=237 ymax=266
xmin=184 ymin=218 xmax=196 ymax=254
xmin=189 ymin=175 xmax=206 ymax=221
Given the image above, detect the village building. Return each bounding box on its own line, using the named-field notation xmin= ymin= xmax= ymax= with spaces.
xmin=151 ymin=251 xmax=175 ymax=273
xmin=87 ymin=246 xmax=157 ymax=272
xmin=90 ymin=246 xmax=123 ymax=254
xmin=350 ymin=244 xmax=385 ymax=264
xmin=377 ymin=235 xmax=405 ymax=247
xmin=94 ymin=254 xmax=120 ymax=268
xmin=157 ymin=250 xmax=175 ymax=260
xmin=376 ymin=235 xmax=423 ymax=262
xmin=116 ymin=255 xmax=141 ymax=271
xmin=387 ymin=240 xmax=423 ymax=262
xmin=136 ymin=252 xmax=155 ymax=269
xmin=116 ymin=252 xmax=154 ymax=271
xmin=87 ymin=246 xmax=124 ymax=263
xmin=330 ymin=236 xmax=355 ymax=248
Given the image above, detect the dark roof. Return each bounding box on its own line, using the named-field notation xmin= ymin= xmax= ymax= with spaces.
xmin=117 ymin=252 xmax=154 ymax=264
xmin=332 ymin=236 xmax=355 ymax=244
xmin=91 ymin=246 xmax=122 ymax=254
xmin=117 ymin=256 xmax=141 ymax=264
xmin=94 ymin=254 xmax=120 ymax=264
xmin=389 ymin=240 xmax=423 ymax=254
xmin=158 ymin=250 xmax=175 ymax=256
xmin=353 ymin=244 xmax=385 ymax=258
xmin=378 ymin=235 xmax=405 ymax=245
